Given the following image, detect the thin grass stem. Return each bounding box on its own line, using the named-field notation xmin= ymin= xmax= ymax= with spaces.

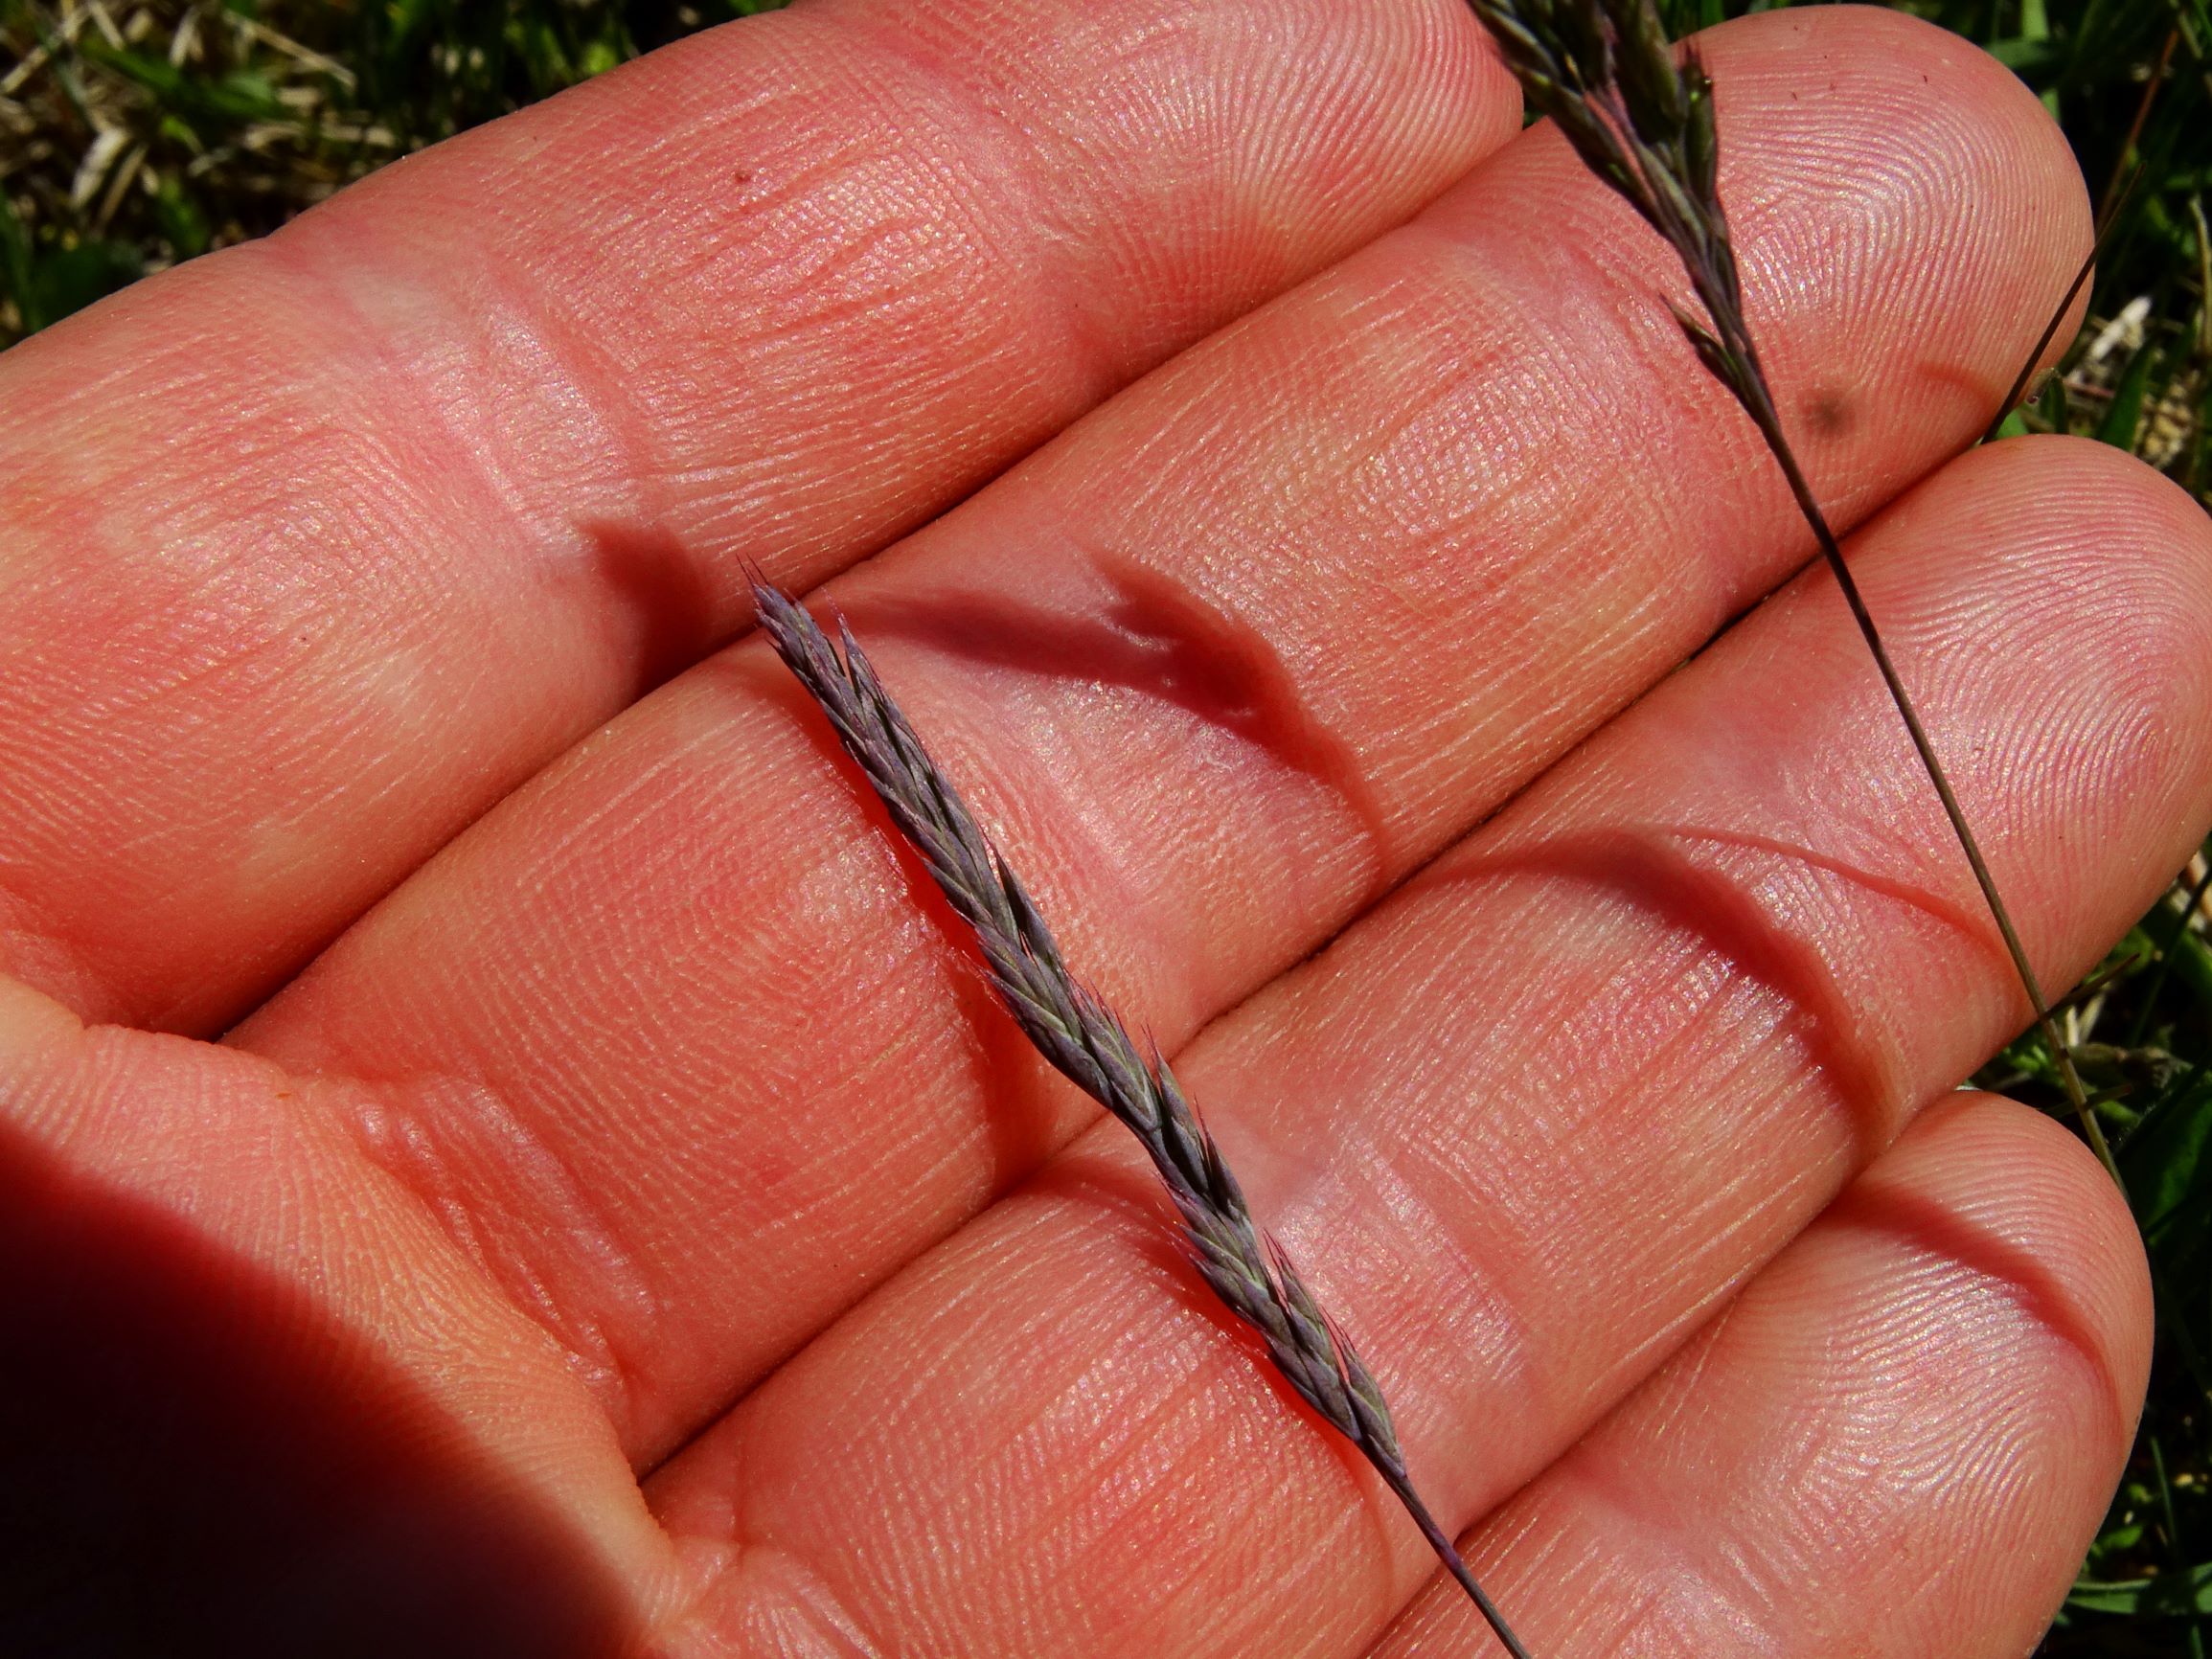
xmin=1982 ymin=163 xmax=2143 ymax=444
xmin=2101 ymin=29 xmax=2178 ymax=223
xmin=1379 ymin=1466 xmax=1536 ymax=1659
xmin=1745 ymin=379 xmax=2120 ymax=1185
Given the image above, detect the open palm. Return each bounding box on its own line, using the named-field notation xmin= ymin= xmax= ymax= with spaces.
xmin=4 ymin=2 xmax=2209 ymax=1654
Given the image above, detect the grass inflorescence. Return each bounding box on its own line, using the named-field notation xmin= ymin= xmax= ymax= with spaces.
xmin=750 ymin=579 xmax=1536 ymax=1658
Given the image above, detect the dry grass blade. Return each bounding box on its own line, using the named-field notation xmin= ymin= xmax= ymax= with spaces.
xmin=749 ymin=578 xmax=1534 ymax=1659
xmin=1462 ymin=0 xmax=2120 ymax=1187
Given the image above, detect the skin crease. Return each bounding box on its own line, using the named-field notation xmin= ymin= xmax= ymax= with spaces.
xmin=0 ymin=6 xmax=2204 ymax=1659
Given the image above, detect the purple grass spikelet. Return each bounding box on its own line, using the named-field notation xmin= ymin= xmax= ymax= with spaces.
xmin=750 ymin=577 xmax=1535 ymax=1659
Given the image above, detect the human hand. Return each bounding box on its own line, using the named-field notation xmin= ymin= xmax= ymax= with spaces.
xmin=2 ymin=2 xmax=2207 ymax=1654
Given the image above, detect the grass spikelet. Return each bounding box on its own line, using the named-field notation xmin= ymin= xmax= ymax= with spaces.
xmin=750 ymin=579 xmax=1536 ymax=1659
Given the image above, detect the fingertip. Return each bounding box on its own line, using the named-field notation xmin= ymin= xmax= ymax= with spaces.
xmin=1416 ymin=3 xmax=2098 ymax=531
xmin=1703 ymin=3 xmax=2089 ymax=245
xmin=1695 ymin=5 xmax=2092 ymax=463
xmin=1858 ymin=1090 xmax=2154 ymax=1458
xmin=1969 ymin=436 xmax=2212 ymax=701
xmin=1379 ymin=1087 xmax=2158 ymax=1659
xmin=1882 ymin=435 xmax=2212 ymax=665
xmin=1826 ymin=436 xmax=2212 ymax=993
xmin=1978 ymin=430 xmax=2212 ymax=566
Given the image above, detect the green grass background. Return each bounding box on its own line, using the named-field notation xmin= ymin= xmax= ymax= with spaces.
xmin=2 ymin=1 xmax=2209 ymax=1651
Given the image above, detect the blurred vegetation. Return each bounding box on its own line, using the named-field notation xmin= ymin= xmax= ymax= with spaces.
xmin=0 ymin=1 xmax=770 ymax=339
xmin=1988 ymin=877 xmax=2212 ymax=1657
xmin=4 ymin=0 xmax=2211 ymax=1652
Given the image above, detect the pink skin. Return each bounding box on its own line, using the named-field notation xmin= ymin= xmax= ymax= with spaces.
xmin=0 ymin=4 xmax=2201 ymax=1656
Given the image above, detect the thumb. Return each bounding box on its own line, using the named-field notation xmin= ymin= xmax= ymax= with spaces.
xmin=0 ymin=977 xmax=668 ymax=1656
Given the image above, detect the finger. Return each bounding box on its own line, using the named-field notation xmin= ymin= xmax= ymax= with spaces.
xmin=1367 ymin=1093 xmax=2150 ymax=1658
xmin=0 ymin=975 xmax=675 ymax=1652
xmin=238 ymin=8 xmax=2092 ymax=1466
xmin=0 ymin=0 xmax=1516 ymax=1034
xmin=638 ymin=437 xmax=2212 ymax=1659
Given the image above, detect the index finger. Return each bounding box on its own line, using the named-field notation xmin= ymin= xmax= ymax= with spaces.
xmin=0 ymin=0 xmax=1516 ymax=1034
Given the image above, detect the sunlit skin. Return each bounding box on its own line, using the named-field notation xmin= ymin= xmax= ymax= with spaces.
xmin=1 ymin=2 xmax=2207 ymax=1654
